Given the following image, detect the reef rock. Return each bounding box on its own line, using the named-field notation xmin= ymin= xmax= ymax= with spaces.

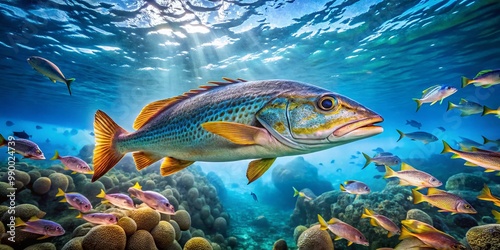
xmin=297 ymin=225 xmax=333 ymax=250
xmin=466 ymin=224 xmax=500 ymax=250
xmin=445 ymin=173 xmax=488 ymax=192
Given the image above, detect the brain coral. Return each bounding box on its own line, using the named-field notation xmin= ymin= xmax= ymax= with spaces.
xmin=24 ymin=242 xmax=56 ymax=250
xmin=183 ymin=237 xmax=213 ymax=250
xmin=81 ymin=225 xmax=126 ymax=250
xmin=293 ymin=225 xmax=307 ymax=244
xmin=126 ymin=230 xmax=156 ymax=250
xmin=151 ymin=221 xmax=176 ymax=247
xmin=179 ymin=173 xmax=195 ymax=189
xmin=48 ymin=173 xmax=69 ymax=196
xmin=466 ymin=224 xmax=500 ymax=250
xmin=169 ymin=220 xmax=182 ymax=241
xmin=61 ymin=236 xmax=83 ymax=250
xmin=297 ymin=225 xmax=333 ymax=250
xmin=213 ymin=217 xmax=227 ymax=236
xmin=117 ymin=217 xmax=137 ymax=237
xmin=32 ymin=177 xmax=51 ymax=195
xmin=272 ymin=239 xmax=288 ymax=250
xmin=129 ymin=207 xmax=160 ymax=231
xmin=172 ymin=210 xmax=191 ymax=231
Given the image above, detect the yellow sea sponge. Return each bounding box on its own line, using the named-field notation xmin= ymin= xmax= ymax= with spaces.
xmin=117 ymin=217 xmax=137 ymax=237
xmin=129 ymin=207 xmax=160 ymax=231
xmin=297 ymin=225 xmax=333 ymax=250
xmin=61 ymin=236 xmax=83 ymax=250
xmin=32 ymin=177 xmax=51 ymax=195
xmin=81 ymin=225 xmax=126 ymax=250
xmin=183 ymin=237 xmax=212 ymax=250
xmin=171 ymin=210 xmax=191 ymax=231
xmin=126 ymin=230 xmax=156 ymax=250
xmin=151 ymin=221 xmax=176 ymax=247
xmin=24 ymin=242 xmax=56 ymax=250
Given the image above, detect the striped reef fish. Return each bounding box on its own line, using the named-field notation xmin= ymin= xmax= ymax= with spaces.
xmin=318 ymin=214 xmax=369 ymax=246
xmin=400 ymin=220 xmax=465 ymax=250
xmin=27 ymin=56 xmax=75 ymax=95
xmin=462 ymin=69 xmax=500 ymax=88
xmin=91 ymin=78 xmax=383 ymax=184
xmin=412 ymin=188 xmax=476 ymax=214
xmin=412 ymin=85 xmax=457 ymax=111
xmin=441 ymin=140 xmax=500 ymax=172
xmin=361 ymin=208 xmax=400 ymax=237
xmin=384 ymin=163 xmax=442 ymax=190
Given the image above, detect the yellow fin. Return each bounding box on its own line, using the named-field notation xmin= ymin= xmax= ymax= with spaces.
xmin=334 ymin=236 xmax=342 ymax=241
xmin=50 ymin=150 xmax=60 ymax=160
xmin=400 ymin=162 xmax=416 ymax=171
xmin=132 ymin=182 xmax=142 ymax=190
xmin=59 ymin=197 xmax=67 ymax=203
xmin=28 ymin=216 xmax=39 ymax=222
xmin=91 ymin=110 xmax=127 ymax=182
xmin=339 ymin=183 xmax=346 ymax=191
xmin=347 ymin=241 xmax=353 ymax=246
xmin=370 ymin=218 xmax=379 ymax=227
xmin=387 ymin=231 xmax=395 ymax=238
xmin=37 ymin=235 xmax=50 ymax=240
xmin=76 ymin=213 xmax=83 ymax=219
xmin=411 ymin=189 xmax=425 ymax=204
xmin=15 ymin=217 xmax=26 ymax=227
xmin=201 ymin=121 xmax=270 ymax=145
xmin=246 ymin=158 xmax=276 ymax=184
xmin=328 ymin=218 xmax=340 ymax=224
xmin=71 ymin=171 xmax=77 ymax=174
xmin=317 ymin=214 xmax=328 ymax=230
xmin=159 ymin=157 xmax=194 ymax=176
xmin=293 ymin=187 xmax=299 ymax=197
xmin=133 ymin=98 xmax=177 ymax=130
xmin=492 ymin=210 xmax=500 ymax=222
xmin=485 ymin=169 xmax=495 ymax=173
xmin=133 ymin=151 xmax=163 ymax=170
xmin=427 ymin=187 xmax=446 ymax=195
xmin=464 ymin=161 xmax=478 ymax=167
xmin=56 ymin=188 xmax=65 ymax=197
xmin=384 ymin=165 xmax=396 ymax=179
xmin=96 ymin=189 xmax=106 ymax=199
xmin=399 ymin=226 xmax=414 ymax=240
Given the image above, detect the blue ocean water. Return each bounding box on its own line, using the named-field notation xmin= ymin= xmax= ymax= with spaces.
xmin=1 ymin=0 xmax=500 ymax=249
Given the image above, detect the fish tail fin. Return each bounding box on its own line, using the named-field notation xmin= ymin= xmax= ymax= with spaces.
xmin=478 ymin=184 xmax=495 ymax=201
xmin=482 ymin=106 xmax=495 ymax=116
xmin=361 ymin=208 xmax=373 ymax=219
xmin=0 ymin=134 xmax=6 ymax=147
xmin=482 ymin=136 xmax=490 ymax=144
xmin=96 ymin=189 xmax=106 ymax=199
xmin=317 ymin=214 xmax=328 ymax=230
xmin=447 ymin=101 xmax=457 ymax=111
xmin=492 ymin=210 xmax=500 ymax=222
xmin=384 ymin=165 xmax=396 ymax=179
xmin=293 ymin=187 xmax=299 ymax=197
xmin=50 ymin=150 xmax=60 ymax=160
xmin=412 ymin=98 xmax=422 ymax=112
xmin=65 ymin=78 xmax=75 ymax=96
xmin=132 ymin=182 xmax=142 ymax=190
xmin=461 ymin=76 xmax=471 ymax=88
xmin=15 ymin=217 xmax=26 ymax=227
xmin=441 ymin=140 xmax=454 ymax=154
xmin=399 ymin=226 xmax=415 ymax=240
xmin=396 ymin=129 xmax=405 ymax=142
xmin=339 ymin=183 xmax=346 ymax=192
xmin=361 ymin=153 xmax=371 ymax=169
xmin=56 ymin=188 xmax=65 ymax=197
xmin=411 ymin=188 xmax=425 ymax=204
xmin=92 ymin=110 xmax=128 ymax=182
xmin=76 ymin=213 xmax=83 ymax=219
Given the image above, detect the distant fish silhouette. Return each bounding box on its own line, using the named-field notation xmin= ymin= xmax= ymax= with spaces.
xmin=336 ymin=168 xmax=342 ymax=173
xmin=46 ymin=138 xmax=51 ymax=143
xmin=70 ymin=129 xmax=78 ymax=136
xmin=13 ymin=130 xmax=31 ymax=139
xmin=356 ymin=151 xmax=361 ymax=154
xmin=319 ymin=163 xmax=323 ymax=166
xmin=250 ymin=192 xmax=258 ymax=202
xmin=406 ymin=119 xmax=422 ymax=130
xmin=350 ymin=155 xmax=358 ymax=159
xmin=349 ymin=161 xmax=355 ymax=164
xmin=437 ymin=127 xmax=446 ymax=132
xmin=6 ymin=121 xmax=14 ymax=127
xmin=372 ymin=147 xmax=384 ymax=153
xmin=63 ymin=130 xmax=70 ymax=136
xmin=89 ymin=132 xmax=95 ymax=136
xmin=36 ymin=125 xmax=43 ymax=130
xmin=373 ymin=175 xmax=382 ymax=179
xmin=330 ymin=159 xmax=335 ymax=164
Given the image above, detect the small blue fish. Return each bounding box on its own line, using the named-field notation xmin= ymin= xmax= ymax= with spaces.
xmin=406 ymin=120 xmax=422 ymax=130
xmin=447 ymin=99 xmax=483 ymax=116
xmin=396 ymin=130 xmax=438 ymax=144
xmin=250 ymin=192 xmax=258 ymax=202
xmin=36 ymin=125 xmax=43 ymax=130
xmin=462 ymin=69 xmax=500 ymax=88
xmin=413 ymin=85 xmax=457 ymax=112
xmin=437 ymin=126 xmax=446 ymax=132
xmin=56 ymin=188 xmax=92 ymax=212
xmin=13 ymin=130 xmax=31 ymax=139
xmin=6 ymin=121 xmax=14 ymax=127
xmin=128 ymin=182 xmax=175 ymax=215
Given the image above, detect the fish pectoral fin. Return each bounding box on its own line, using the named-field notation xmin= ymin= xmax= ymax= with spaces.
xmin=430 ymin=100 xmax=438 ymax=105
xmin=201 ymin=121 xmax=271 ymax=145
xmin=133 ymin=152 xmax=163 ymax=170
xmin=464 ymin=161 xmax=478 ymax=167
xmin=370 ymin=219 xmax=379 ymax=227
xmin=347 ymin=241 xmax=353 ymax=246
xmin=160 ymin=157 xmax=194 ymax=176
xmin=387 ymin=231 xmax=395 ymax=238
xmin=37 ymin=235 xmax=50 ymax=240
xmin=71 ymin=171 xmax=77 ymax=174
xmin=334 ymin=236 xmax=342 ymax=241
xmin=246 ymin=158 xmax=276 ymax=184
xmin=485 ymin=169 xmax=495 ymax=173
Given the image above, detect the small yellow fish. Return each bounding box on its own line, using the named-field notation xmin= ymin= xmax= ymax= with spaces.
xmin=384 ymin=163 xmax=442 ymax=190
xmin=360 ymin=208 xmax=400 ymax=237
xmin=441 ymin=140 xmax=500 ymax=172
xmin=477 ymin=184 xmax=500 ymax=207
xmin=400 ymin=220 xmax=465 ymax=250
xmin=412 ymin=188 xmax=476 ymax=214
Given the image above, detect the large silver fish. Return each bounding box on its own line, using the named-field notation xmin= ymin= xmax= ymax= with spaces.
xmin=92 ymin=78 xmax=383 ymax=183
xmin=27 ymin=56 xmax=75 ymax=95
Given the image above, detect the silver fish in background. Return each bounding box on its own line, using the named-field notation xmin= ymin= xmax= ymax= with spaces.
xmin=56 ymin=188 xmax=93 ymax=212
xmin=50 ymin=150 xmax=93 ymax=174
xmin=0 ymin=134 xmax=45 ymax=159
xmin=15 ymin=216 xmax=65 ymax=240
xmin=447 ymin=98 xmax=483 ymax=116
xmin=362 ymin=152 xmax=401 ymax=169
xmin=76 ymin=212 xmax=117 ymax=225
xmin=340 ymin=180 xmax=370 ymax=195
xmin=96 ymin=189 xmax=136 ymax=210
xmin=128 ymin=182 xmax=175 ymax=215
xmin=462 ymin=69 xmax=500 ymax=88
xmin=396 ymin=130 xmax=437 ymax=144
xmin=91 ymin=78 xmax=383 ymax=183
xmin=405 ymin=119 xmax=422 ymax=129
xmin=483 ymin=136 xmax=500 ymax=146
xmin=27 ymin=56 xmax=75 ymax=95
xmin=412 ymin=85 xmax=457 ymax=111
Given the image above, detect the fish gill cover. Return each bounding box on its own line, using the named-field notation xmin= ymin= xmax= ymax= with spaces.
xmin=0 ymin=0 xmax=500 ymax=249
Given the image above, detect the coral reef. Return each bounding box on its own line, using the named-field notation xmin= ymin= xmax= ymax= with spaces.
xmin=296 ymin=225 xmax=333 ymax=250
xmin=466 ymin=224 xmax=500 ymax=250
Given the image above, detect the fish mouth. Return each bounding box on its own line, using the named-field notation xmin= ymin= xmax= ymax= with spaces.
xmin=333 ymin=116 xmax=384 ymax=137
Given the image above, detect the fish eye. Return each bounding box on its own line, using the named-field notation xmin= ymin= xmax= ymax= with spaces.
xmin=317 ymin=95 xmax=337 ymax=111
xmin=36 ymin=149 xmax=41 ymax=154
xmin=464 ymin=204 xmax=470 ymax=209
xmin=364 ymin=186 xmax=369 ymax=190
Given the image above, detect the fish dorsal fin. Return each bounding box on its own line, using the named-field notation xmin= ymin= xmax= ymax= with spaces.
xmin=344 ymin=180 xmax=355 ymax=185
xmin=475 ymin=70 xmax=493 ymax=78
xmin=132 ymin=182 xmax=142 ymax=190
xmin=328 ymin=218 xmax=341 ymax=224
xmin=459 ymin=98 xmax=467 ymax=104
xmin=28 ymin=216 xmax=40 ymax=222
xmin=133 ymin=78 xmax=248 ymax=130
xmin=133 ymin=98 xmax=178 ymax=130
xmin=422 ymin=85 xmax=439 ymax=95
xmin=427 ymin=187 xmax=446 ymax=195
xmin=400 ymin=162 xmax=416 ymax=171
xmin=471 ymin=147 xmax=499 ymax=154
